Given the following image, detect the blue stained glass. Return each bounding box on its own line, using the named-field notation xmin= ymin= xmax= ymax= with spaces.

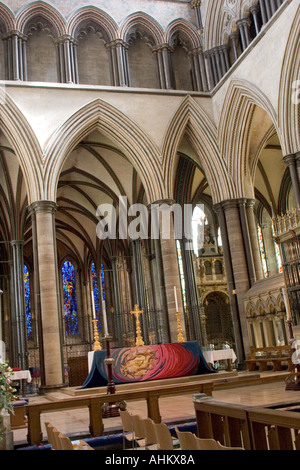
xmin=101 ymin=264 xmax=106 ymax=306
xmin=23 ymin=265 xmax=32 ymax=340
xmin=62 ymin=261 xmax=79 ymax=336
xmin=91 ymin=262 xmax=100 ymax=310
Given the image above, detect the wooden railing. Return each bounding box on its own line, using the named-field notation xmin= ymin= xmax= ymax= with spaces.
xmin=194 ymin=399 xmax=300 ymax=450
xmin=25 ymin=381 xmax=214 ymax=446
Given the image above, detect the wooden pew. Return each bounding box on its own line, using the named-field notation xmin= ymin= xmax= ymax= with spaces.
xmin=245 ymin=345 xmax=293 ymax=372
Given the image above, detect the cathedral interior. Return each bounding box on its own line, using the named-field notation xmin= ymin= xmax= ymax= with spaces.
xmin=0 ymin=0 xmax=299 ymax=415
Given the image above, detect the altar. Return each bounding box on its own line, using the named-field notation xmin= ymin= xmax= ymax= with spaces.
xmin=81 ymin=341 xmax=215 ymax=389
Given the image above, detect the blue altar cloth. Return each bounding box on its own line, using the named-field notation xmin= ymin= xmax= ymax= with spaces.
xmin=80 ymin=341 xmax=215 ymax=389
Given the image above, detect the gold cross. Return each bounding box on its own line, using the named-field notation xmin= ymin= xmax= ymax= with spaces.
xmin=130 ymin=304 xmax=145 ymax=346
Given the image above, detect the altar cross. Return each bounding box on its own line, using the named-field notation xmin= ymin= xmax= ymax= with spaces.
xmin=130 ymin=304 xmax=145 ymax=346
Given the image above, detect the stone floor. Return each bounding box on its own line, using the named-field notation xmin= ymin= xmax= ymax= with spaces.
xmin=12 ymin=370 xmax=300 ymax=448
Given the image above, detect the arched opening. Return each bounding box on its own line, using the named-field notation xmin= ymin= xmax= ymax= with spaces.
xmin=25 ymin=18 xmax=59 ymax=82
xmin=127 ymin=29 xmax=159 ymax=89
xmin=204 ymin=291 xmax=235 ymax=350
xmin=75 ymin=22 xmax=111 ymax=86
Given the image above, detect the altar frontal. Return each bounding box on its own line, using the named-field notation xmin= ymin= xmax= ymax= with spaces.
xmin=81 ymin=341 xmax=215 ymax=389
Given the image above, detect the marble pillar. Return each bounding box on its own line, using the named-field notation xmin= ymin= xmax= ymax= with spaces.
xmin=29 ymin=201 xmax=64 ymax=391
xmin=151 ymin=200 xmax=186 ymax=343
xmin=285 ymin=154 xmax=300 ymax=207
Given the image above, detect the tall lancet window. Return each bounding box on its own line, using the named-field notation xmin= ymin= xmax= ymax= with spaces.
xmin=101 ymin=264 xmax=107 ymax=306
xmin=62 ymin=261 xmax=79 ymax=335
xmin=257 ymin=225 xmax=269 ymax=278
xmin=91 ymin=262 xmax=100 ymax=312
xmin=24 ymin=265 xmax=32 ymax=340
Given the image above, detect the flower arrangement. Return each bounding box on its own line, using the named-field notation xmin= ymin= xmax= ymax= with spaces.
xmin=0 ymin=362 xmax=17 ymax=442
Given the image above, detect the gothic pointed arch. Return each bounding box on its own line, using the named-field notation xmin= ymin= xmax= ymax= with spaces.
xmin=67 ymin=6 xmax=118 ymax=41
xmin=162 ymin=95 xmax=234 ymax=204
xmin=0 ymin=89 xmax=43 ymax=203
xmin=278 ymin=3 xmax=300 ymax=155
xmin=120 ymin=11 xmax=164 ymax=45
xmin=43 ymin=98 xmax=164 ymax=204
xmin=218 ymin=79 xmax=281 ymax=199
xmin=16 ymin=1 xmax=66 ymax=36
xmin=0 ymin=2 xmax=15 ymax=32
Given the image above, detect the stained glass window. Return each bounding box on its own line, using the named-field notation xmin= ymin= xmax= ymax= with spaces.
xmin=257 ymin=225 xmax=269 ymax=278
xmin=176 ymin=240 xmax=187 ymax=309
xmin=91 ymin=262 xmax=100 ymax=311
xmin=62 ymin=261 xmax=79 ymax=336
xmin=272 ymin=224 xmax=283 ymax=274
xmin=101 ymin=264 xmax=107 ymax=306
xmin=23 ymin=265 xmax=32 ymax=340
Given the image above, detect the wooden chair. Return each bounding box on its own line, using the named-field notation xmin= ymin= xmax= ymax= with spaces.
xmin=195 ymin=436 xmax=245 ymax=450
xmin=215 ymin=442 xmax=245 ymax=450
xmin=78 ymin=440 xmax=94 ymax=451
xmin=175 ymin=426 xmax=198 ymax=450
xmin=119 ymin=410 xmax=136 ymax=449
xmin=57 ymin=432 xmax=74 ymax=450
xmin=154 ymin=423 xmax=180 ymax=450
xmin=141 ymin=418 xmax=159 ymax=450
xmin=44 ymin=421 xmax=60 ymax=450
xmin=131 ymin=415 xmax=147 ymax=449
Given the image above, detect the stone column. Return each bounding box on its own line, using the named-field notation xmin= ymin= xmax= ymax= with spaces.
xmin=110 ymin=256 xmax=123 ymax=345
xmin=106 ymin=40 xmax=128 ymax=87
xmin=284 ymin=154 xmax=300 ymax=207
xmin=10 ymin=241 xmax=28 ymax=370
xmin=154 ymin=44 xmax=174 ymax=90
xmin=214 ymin=202 xmax=246 ymax=367
xmin=259 ymin=0 xmax=268 ymax=25
xmin=250 ymin=4 xmax=261 ymax=36
xmin=246 ymin=199 xmax=264 ymax=281
xmin=29 ymin=201 xmax=64 ymax=391
xmin=151 ymin=200 xmax=186 ymax=343
xmin=190 ymin=0 xmax=203 ymax=30
xmin=296 ymin=152 xmax=300 ymax=186
xmin=236 ymin=18 xmax=251 ymax=51
xmin=238 ymin=198 xmax=256 ymax=286
xmin=229 ymin=31 xmax=240 ymax=62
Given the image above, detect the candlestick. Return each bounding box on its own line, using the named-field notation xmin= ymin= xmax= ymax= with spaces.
xmin=92 ymin=319 xmax=102 ymax=351
xmin=176 ymin=312 xmax=185 ymax=343
xmin=174 ymin=286 xmax=179 ymax=312
xmin=91 ymin=290 xmax=96 ymax=319
xmin=102 ymin=300 xmax=108 ymax=336
xmin=282 ymin=288 xmax=292 ymax=321
xmin=130 ymin=304 xmax=145 ymax=346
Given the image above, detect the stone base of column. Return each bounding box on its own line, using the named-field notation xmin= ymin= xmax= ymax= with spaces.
xmin=39 ymin=383 xmax=66 ymax=395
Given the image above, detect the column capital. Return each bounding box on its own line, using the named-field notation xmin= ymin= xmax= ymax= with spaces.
xmin=249 ymin=4 xmax=260 ymax=14
xmin=190 ymin=0 xmax=201 ymax=8
xmin=28 ymin=200 xmax=57 ymax=215
xmin=283 ymin=153 xmax=296 ymax=165
xmin=295 ymin=152 xmax=300 ymax=164
xmin=149 ymin=198 xmax=176 ymax=208
xmin=236 ymin=17 xmax=251 ymax=28
xmin=10 ymin=240 xmax=24 ymax=247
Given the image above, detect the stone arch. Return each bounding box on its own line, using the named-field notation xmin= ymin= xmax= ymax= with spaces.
xmin=67 ymin=6 xmax=118 ymax=41
xmin=165 ymin=18 xmax=201 ymax=50
xmin=120 ymin=13 xmax=163 ymax=89
xmin=266 ymin=295 xmax=277 ymax=314
xmin=218 ymin=79 xmax=281 ymax=199
xmin=120 ymin=12 xmax=164 ymax=45
xmin=246 ymin=300 xmax=257 ymax=317
xmin=0 ymin=89 xmax=42 ymax=203
xmin=43 ymin=98 xmax=164 ymax=204
xmin=16 ymin=1 xmax=66 ymax=37
xmin=278 ymin=3 xmax=300 ymax=155
xmin=0 ymin=2 xmax=15 ymax=32
xmin=162 ymin=95 xmax=234 ymax=204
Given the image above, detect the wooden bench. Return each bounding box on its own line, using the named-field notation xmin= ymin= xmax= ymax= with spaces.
xmin=10 ymin=399 xmax=28 ymax=429
xmin=245 ymin=346 xmax=293 ymax=372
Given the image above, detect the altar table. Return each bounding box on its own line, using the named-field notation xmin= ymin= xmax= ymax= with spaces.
xmin=81 ymin=341 xmax=215 ymax=389
xmin=203 ymin=349 xmax=237 ymax=371
xmin=10 ymin=370 xmax=32 ymax=397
